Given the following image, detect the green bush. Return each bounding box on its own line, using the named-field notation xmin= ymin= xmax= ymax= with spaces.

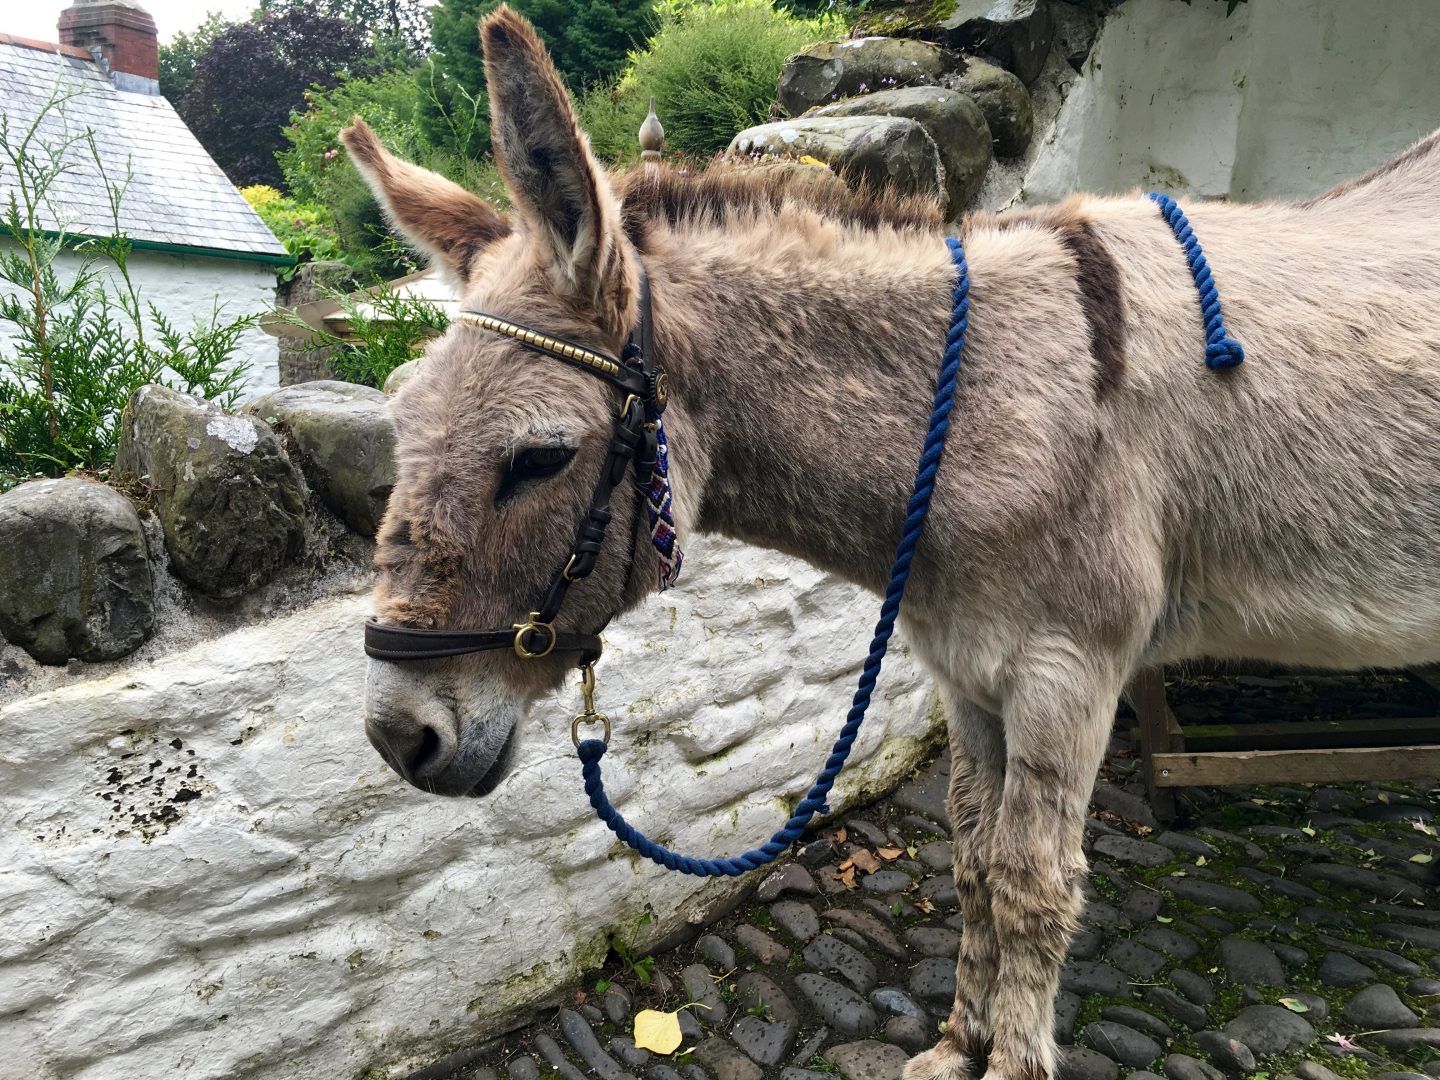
xmin=581 ymin=0 xmax=846 ymax=162
xmin=291 ymin=286 xmax=449 ymax=388
xmin=277 ymin=70 xmax=505 ymax=279
xmin=1 ymin=83 xmax=253 ymax=490
xmin=241 ymin=185 xmax=347 ymax=281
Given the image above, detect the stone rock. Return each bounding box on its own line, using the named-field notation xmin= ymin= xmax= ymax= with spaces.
xmin=906 ymin=927 xmax=960 ymax=958
xmin=1083 ymin=1022 xmax=1162 ymax=1068
xmin=908 ymin=956 xmax=957 ymax=1005
xmin=870 ymin=987 xmax=927 ymax=1021
xmin=1224 ymin=1005 xmax=1315 ymax=1055
xmin=245 ymin=381 xmax=394 ymax=536
xmin=860 ymin=869 xmax=915 ymax=894
xmin=883 ymin=1014 xmax=931 ymax=1053
xmin=1317 ymin=933 xmax=1422 ymax=975
xmin=506 ymin=1057 xmax=541 ymax=1080
xmin=1377 ymin=923 xmax=1440 ymax=953
xmin=382 ymin=357 xmax=421 ymax=394
xmin=1220 ymin=937 xmax=1284 ymax=986
xmin=940 ymin=55 xmax=1032 ymax=156
xmin=1293 ymin=1062 xmax=1343 ymax=1080
xmin=1361 ymin=1029 xmax=1440 ymax=1053
xmin=610 ymin=1035 xmax=649 ymax=1069
xmin=757 ymin=863 xmax=818 ymax=902
xmin=681 ymin=964 xmax=726 ymax=1026
xmin=1062 ymin=961 xmax=1130 ymax=998
xmin=1155 ymin=833 xmax=1217 ymax=858
xmin=824 ymin=908 xmax=908 ymax=958
xmin=1300 ymin=862 xmax=1426 ymax=903
xmin=558 ymin=1008 xmax=633 ymax=1080
xmin=1194 ymin=1031 xmax=1256 ymax=1074
xmin=1163 ymin=1054 xmax=1224 ymax=1080
xmin=795 ymin=974 xmax=880 ymax=1037
xmin=603 ymin=986 xmax=633 ymax=1025
xmin=805 ymin=935 xmax=878 ymax=995
xmin=1057 ymin=1045 xmax=1120 ymax=1080
xmin=114 ymin=385 xmax=305 ymax=599
xmin=694 ymin=1038 xmax=761 ymax=1080
xmin=1107 ymin=940 xmax=1168 ymax=981
xmin=824 ymin=1039 xmax=910 ymax=1080
xmin=1342 ymin=983 xmax=1420 ymax=1030
xmin=730 ymin=1015 xmax=795 ymax=1067
xmin=771 ymin=901 xmax=821 ymax=943
xmin=1144 ymin=987 xmax=1207 ymax=1032
xmin=728 ymin=117 xmax=943 ymax=205
xmin=1101 ymin=1006 xmax=1173 ymax=1043
xmin=0 ymin=478 xmax=153 ymax=664
xmin=1094 ymin=834 xmax=1173 ymax=869
xmin=1160 ymin=877 xmax=1263 ymax=914
xmin=777 ymin=37 xmax=960 ymax=116
xmin=806 ymin=87 xmax=992 ymax=213
xmin=1136 ymin=927 xmax=1200 ymax=963
xmin=698 ymin=934 xmax=737 ymax=971
xmin=736 ymin=972 xmax=798 ymax=1025
xmin=1170 ymin=970 xmax=1216 ymax=1006
xmin=855 ymin=0 xmax=1054 ymax=84
xmin=1318 ymin=951 xmax=1376 ymax=987
xmin=0 ymin=534 xmax=945 ymax=1078
xmin=1056 ymin=989 xmax=1082 ymax=1042
xmin=534 ymin=1033 xmax=587 ymax=1080
xmin=734 ymin=924 xmax=790 ymax=965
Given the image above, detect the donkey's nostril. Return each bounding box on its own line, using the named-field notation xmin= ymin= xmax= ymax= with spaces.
xmin=409 ymin=725 xmax=445 ymax=777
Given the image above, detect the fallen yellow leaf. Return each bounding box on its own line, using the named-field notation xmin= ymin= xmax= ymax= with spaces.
xmin=798 ymin=155 xmax=828 ymax=167
xmin=633 ymin=1009 xmax=683 ymax=1055
xmin=877 ymin=847 xmax=905 ymax=861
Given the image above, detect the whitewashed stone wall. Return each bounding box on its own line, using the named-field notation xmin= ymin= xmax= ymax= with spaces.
xmin=0 ymin=536 xmax=941 ymax=1080
xmin=1020 ymin=0 xmax=1440 ymax=205
xmin=0 ymin=245 xmax=280 ymax=397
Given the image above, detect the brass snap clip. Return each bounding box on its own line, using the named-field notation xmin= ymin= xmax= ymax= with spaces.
xmin=512 ymin=612 xmax=558 ymax=659
xmin=570 ymin=662 xmax=612 ymax=747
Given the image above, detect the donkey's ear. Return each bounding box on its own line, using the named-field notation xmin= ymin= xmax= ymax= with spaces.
xmin=340 ymin=117 xmax=511 ymax=285
xmin=480 ymin=6 xmax=628 ymax=319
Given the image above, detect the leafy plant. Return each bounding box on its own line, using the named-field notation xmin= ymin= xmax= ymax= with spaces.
xmin=241 ymin=184 xmax=348 ymax=281
xmin=291 ymin=285 xmax=449 ymax=388
xmin=0 ymin=73 xmax=253 ymax=490
xmin=580 ymin=0 xmax=846 ymax=162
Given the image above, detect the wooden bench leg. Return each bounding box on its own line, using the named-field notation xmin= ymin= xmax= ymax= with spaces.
xmin=1128 ymin=667 xmax=1183 ymax=825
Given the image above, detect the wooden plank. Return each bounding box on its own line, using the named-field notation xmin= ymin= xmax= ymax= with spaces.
xmin=1142 ymin=716 xmax=1440 ymax=753
xmin=1151 ymin=745 xmax=1440 ymax=787
xmin=1128 ymin=668 xmax=1182 ymax=823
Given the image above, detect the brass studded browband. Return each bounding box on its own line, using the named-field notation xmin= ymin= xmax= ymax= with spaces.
xmin=452 ymin=310 xmax=648 ymax=398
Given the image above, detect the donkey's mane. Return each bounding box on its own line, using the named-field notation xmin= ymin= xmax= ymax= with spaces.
xmin=613 ymin=161 xmax=945 ymax=241
xmin=1299 ymin=127 xmax=1440 ymax=207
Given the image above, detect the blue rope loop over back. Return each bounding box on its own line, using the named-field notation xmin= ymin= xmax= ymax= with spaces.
xmin=576 ymin=237 xmax=972 ymax=877
xmin=1148 ymin=192 xmax=1245 ymax=370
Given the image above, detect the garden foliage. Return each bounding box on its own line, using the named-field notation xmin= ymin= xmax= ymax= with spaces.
xmin=1 ymin=82 xmax=253 ymax=490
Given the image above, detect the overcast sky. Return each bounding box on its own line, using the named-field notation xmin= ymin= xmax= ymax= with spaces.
xmin=8 ymin=2 xmax=256 ymax=45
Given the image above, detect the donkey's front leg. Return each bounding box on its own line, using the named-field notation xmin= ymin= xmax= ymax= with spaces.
xmin=904 ymin=697 xmax=1006 ymax=1080
xmin=983 ymin=657 xmax=1121 ymax=1080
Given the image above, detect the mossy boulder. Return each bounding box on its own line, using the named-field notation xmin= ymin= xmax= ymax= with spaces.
xmin=807 ymin=86 xmax=992 ymax=214
xmin=943 ymin=54 xmax=1033 ymax=157
xmin=777 ymin=37 xmax=961 ymax=117
xmin=0 ymin=478 xmax=154 ymax=664
xmin=728 ymin=115 xmax=944 ymax=205
xmin=855 ymin=0 xmax=1055 ymax=85
xmin=114 ymin=385 xmax=306 ymax=600
xmin=246 ymin=381 xmax=395 ymax=537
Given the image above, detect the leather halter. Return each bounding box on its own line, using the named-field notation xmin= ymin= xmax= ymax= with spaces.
xmin=363 ymin=270 xmax=668 ymax=668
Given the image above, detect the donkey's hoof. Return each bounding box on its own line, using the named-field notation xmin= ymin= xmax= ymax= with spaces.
xmin=903 ymin=1044 xmax=979 ymax=1080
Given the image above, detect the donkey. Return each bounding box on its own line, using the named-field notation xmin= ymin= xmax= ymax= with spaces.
xmin=350 ymin=7 xmax=1440 ymax=1079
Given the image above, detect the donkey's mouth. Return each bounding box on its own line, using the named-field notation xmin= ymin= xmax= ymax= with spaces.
xmin=464 ymin=724 xmax=518 ymax=798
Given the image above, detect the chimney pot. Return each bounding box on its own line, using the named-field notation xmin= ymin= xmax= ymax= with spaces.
xmin=58 ymin=0 xmax=159 ymax=92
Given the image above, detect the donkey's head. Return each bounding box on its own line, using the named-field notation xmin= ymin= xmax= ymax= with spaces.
xmin=347 ymin=6 xmax=661 ymax=797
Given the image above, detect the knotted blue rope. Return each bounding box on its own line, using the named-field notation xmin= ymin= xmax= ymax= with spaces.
xmin=575 ymin=237 xmax=972 ymax=876
xmin=1148 ymin=192 xmax=1245 ymax=369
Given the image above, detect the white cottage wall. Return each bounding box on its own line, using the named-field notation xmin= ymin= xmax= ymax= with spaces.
xmin=0 ymin=244 xmax=280 ymax=398
xmin=1021 ymin=0 xmax=1440 ymax=204
xmin=0 ymin=536 xmax=941 ymax=1080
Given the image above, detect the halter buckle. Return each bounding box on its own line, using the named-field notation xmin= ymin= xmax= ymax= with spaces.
xmin=571 ymin=662 xmax=611 ymax=747
xmin=512 ymin=613 xmax=558 ymax=659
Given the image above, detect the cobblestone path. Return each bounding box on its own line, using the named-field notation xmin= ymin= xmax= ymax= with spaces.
xmin=411 ymin=674 xmax=1440 ymax=1080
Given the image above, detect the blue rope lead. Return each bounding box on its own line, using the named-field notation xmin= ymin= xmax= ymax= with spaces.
xmin=575 ymin=237 xmax=973 ymax=877
xmin=1148 ymin=192 xmax=1245 ymax=369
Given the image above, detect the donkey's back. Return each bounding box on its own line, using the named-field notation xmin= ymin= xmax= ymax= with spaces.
xmin=1100 ymin=130 xmax=1440 ymax=671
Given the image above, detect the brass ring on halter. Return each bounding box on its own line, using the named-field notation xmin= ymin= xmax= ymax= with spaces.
xmin=512 ymin=614 xmax=558 ymax=659
xmin=571 ymin=712 xmax=611 ymax=748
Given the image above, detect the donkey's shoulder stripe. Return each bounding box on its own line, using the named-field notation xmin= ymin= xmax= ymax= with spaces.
xmin=1148 ymin=192 xmax=1245 ymax=370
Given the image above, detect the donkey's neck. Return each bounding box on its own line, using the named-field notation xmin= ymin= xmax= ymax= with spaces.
xmin=646 ymin=224 xmax=960 ymax=593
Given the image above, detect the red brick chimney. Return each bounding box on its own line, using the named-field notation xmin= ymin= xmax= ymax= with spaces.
xmin=58 ymin=0 xmax=159 ymax=91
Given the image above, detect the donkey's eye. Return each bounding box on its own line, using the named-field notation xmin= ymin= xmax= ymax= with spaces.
xmin=497 ymin=446 xmax=576 ymax=504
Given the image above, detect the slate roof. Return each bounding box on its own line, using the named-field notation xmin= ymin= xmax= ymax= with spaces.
xmin=0 ymin=36 xmax=288 ymax=261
